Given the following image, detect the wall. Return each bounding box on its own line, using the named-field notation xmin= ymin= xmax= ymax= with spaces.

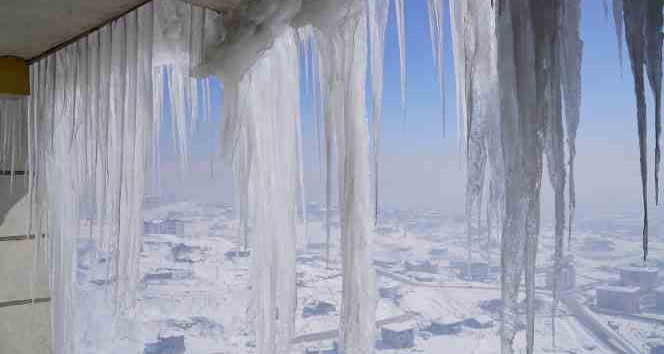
xmin=0 ymin=131 xmax=51 ymax=353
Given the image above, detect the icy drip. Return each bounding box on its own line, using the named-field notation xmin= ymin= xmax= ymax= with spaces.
xmin=622 ymin=0 xmax=650 ymax=260
xmin=23 ymin=2 xmax=216 ymax=353
xmin=646 ymin=0 xmax=663 ymax=205
xmin=426 ymin=0 xmax=446 ymax=135
xmin=368 ymin=0 xmax=390 ymax=224
xmin=494 ymin=0 xmax=545 ymax=353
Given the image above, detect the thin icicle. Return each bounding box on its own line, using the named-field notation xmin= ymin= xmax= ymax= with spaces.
xmin=646 ymin=0 xmax=663 ymax=205
xmin=394 ymin=0 xmax=407 ymax=115
xmin=623 ymin=0 xmax=650 ymax=261
xmin=613 ymin=0 xmax=625 ymax=74
xmin=368 ymin=0 xmax=390 ymax=225
xmin=426 ymin=0 xmax=446 ymax=135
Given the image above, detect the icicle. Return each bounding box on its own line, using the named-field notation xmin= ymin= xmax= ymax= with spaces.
xmin=394 ymin=0 xmax=407 ymax=114
xmin=613 ymin=0 xmax=625 ymax=73
xmin=449 ymin=0 xmax=468 ymax=157
xmin=495 ymin=0 xmax=546 ymax=353
xmin=426 ymin=0 xmax=446 ymax=135
xmin=560 ymin=0 xmax=583 ymax=245
xmin=368 ymin=0 xmax=390 ymax=224
xmin=623 ymin=0 xmax=650 ymax=261
xmin=646 ymin=0 xmax=663 ymax=205
xmin=538 ymin=0 xmax=567 ymax=347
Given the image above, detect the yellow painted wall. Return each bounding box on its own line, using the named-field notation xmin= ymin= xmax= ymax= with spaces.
xmin=0 ymin=56 xmax=30 ymax=96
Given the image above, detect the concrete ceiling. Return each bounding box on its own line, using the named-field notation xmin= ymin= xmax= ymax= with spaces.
xmin=0 ymin=0 xmax=242 ymax=60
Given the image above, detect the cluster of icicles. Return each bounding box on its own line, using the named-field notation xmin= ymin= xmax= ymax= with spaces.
xmin=0 ymin=0 xmax=661 ymax=353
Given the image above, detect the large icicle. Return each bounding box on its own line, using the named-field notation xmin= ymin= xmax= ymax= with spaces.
xmin=623 ymin=0 xmax=650 ymax=260
xmin=368 ymin=0 xmax=390 ymax=224
xmin=535 ymin=0 xmax=566 ymax=348
xmin=216 ymin=29 xmax=301 ymax=354
xmin=560 ymin=0 xmax=583 ymax=244
xmin=494 ymin=0 xmax=546 ymax=353
xmin=646 ymin=0 xmax=663 ymax=204
xmin=296 ymin=0 xmax=377 ymax=352
xmin=449 ymin=0 xmax=468 ymax=156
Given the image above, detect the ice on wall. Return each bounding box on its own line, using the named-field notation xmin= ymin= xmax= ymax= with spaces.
xmin=0 ymin=97 xmax=28 ymax=176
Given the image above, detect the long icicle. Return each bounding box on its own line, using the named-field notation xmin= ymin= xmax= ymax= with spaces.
xmin=368 ymin=0 xmax=390 ymax=225
xmin=623 ymin=0 xmax=649 ymax=261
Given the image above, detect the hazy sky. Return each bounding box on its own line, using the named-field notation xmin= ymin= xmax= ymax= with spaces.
xmin=163 ymin=1 xmax=663 ymax=220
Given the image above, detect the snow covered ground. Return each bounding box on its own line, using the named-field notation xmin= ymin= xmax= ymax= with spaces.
xmin=75 ymin=201 xmax=664 ymax=353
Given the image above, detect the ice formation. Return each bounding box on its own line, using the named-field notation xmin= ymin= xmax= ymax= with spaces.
xmin=9 ymin=0 xmax=664 ymax=353
xmin=0 ymin=97 xmax=27 ymax=177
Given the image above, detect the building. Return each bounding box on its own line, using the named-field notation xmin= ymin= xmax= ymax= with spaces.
xmin=144 ymin=335 xmax=185 ymax=354
xmin=404 ymin=260 xmax=439 ymax=274
xmin=654 ymin=286 xmax=664 ymax=311
xmin=428 ymin=247 xmax=448 ymax=258
xmin=546 ymin=263 xmax=576 ymax=291
xmin=459 ymin=262 xmax=490 ymax=281
xmin=618 ymin=266 xmax=659 ymax=291
xmin=379 ymin=285 xmax=400 ymax=300
xmin=463 ymin=315 xmax=494 ymax=329
xmin=381 ymin=321 xmax=416 ymax=349
xmin=428 ymin=318 xmax=462 ymax=335
xmin=596 ymin=286 xmax=641 ymax=314
xmin=143 ymin=219 xmax=185 ymax=236
xmin=304 ymin=340 xmax=337 ymax=354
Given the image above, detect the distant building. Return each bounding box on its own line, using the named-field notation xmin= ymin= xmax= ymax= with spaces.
xmin=618 ymin=266 xmax=659 ymax=291
xmin=224 ymin=249 xmax=251 ymax=259
xmin=143 ymin=195 xmax=161 ymax=209
xmin=428 ymin=247 xmax=448 ymax=258
xmin=596 ymin=286 xmax=641 ymax=314
xmin=143 ymin=218 xmax=185 ymax=236
xmin=581 ymin=237 xmax=615 ymax=252
xmin=302 ymin=301 xmax=336 ymax=318
xmin=652 ymin=345 xmax=664 ymax=354
xmin=654 ymin=286 xmax=664 ymax=311
xmin=546 ymin=263 xmax=576 ymax=291
xmin=304 ymin=341 xmax=337 ymax=354
xmin=379 ymin=285 xmax=400 ymax=300
xmin=144 ymin=335 xmax=185 ymax=354
xmin=373 ymin=257 xmax=399 ymax=268
xmin=404 ymin=260 xmax=439 ymax=274
xmin=459 ymin=262 xmax=489 ymax=281
xmin=463 ymin=315 xmax=494 ymax=329
xmin=381 ymin=321 xmax=416 ymax=349
xmin=428 ymin=318 xmax=462 ymax=335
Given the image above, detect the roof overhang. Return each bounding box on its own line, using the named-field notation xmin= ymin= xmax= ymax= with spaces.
xmin=0 ymin=0 xmax=242 ymax=60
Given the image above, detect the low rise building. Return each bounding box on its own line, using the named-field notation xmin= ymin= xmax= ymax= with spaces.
xmin=546 ymin=263 xmax=576 ymax=291
xmin=596 ymin=285 xmax=641 ymax=314
xmin=618 ymin=266 xmax=659 ymax=291
xmin=143 ymin=218 xmax=185 ymax=236
xmin=654 ymin=286 xmax=664 ymax=311
xmin=381 ymin=321 xmax=416 ymax=349
xmin=428 ymin=318 xmax=462 ymax=335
